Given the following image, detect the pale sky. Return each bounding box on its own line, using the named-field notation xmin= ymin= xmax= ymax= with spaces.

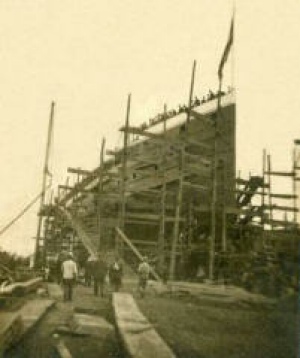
xmin=0 ymin=1 xmax=299 ymax=255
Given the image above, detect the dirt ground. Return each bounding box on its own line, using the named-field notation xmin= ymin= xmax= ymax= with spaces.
xmin=137 ymin=291 xmax=299 ymax=358
xmin=5 ymin=284 xmax=122 ymax=358
xmin=5 ymin=281 xmax=299 ymax=358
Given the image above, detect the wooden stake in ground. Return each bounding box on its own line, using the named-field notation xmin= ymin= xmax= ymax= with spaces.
xmin=34 ymin=101 xmax=55 ymax=268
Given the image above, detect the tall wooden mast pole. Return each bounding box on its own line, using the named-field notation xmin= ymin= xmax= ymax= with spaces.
xmin=267 ymin=154 xmax=273 ymax=232
xmin=169 ymin=61 xmax=196 ymax=280
xmin=208 ymin=72 xmax=224 ymax=280
xmin=209 ymin=117 xmax=217 ymax=280
xmin=158 ymin=104 xmax=167 ymax=272
xmin=261 ymin=149 xmax=266 ymax=244
xmin=186 ymin=60 xmax=196 ymax=125
xmin=292 ymin=147 xmax=297 ymax=224
xmin=34 ymin=101 xmax=55 ymax=267
xmin=169 ymin=148 xmax=184 ymax=281
xmin=97 ymin=138 xmax=106 ymax=251
xmin=118 ymin=94 xmax=131 ymax=253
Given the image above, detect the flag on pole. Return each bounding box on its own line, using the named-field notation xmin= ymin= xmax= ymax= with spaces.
xmin=218 ymin=17 xmax=234 ymax=80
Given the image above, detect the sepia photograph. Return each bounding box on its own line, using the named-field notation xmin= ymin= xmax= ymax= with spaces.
xmin=0 ymin=1 xmax=299 ymax=357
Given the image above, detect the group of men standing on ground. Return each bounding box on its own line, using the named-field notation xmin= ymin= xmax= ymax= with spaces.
xmin=84 ymin=254 xmax=123 ymax=297
xmin=60 ymin=251 xmax=151 ymax=302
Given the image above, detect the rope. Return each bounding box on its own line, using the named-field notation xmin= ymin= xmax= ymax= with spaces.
xmin=0 ymin=184 xmax=51 ymax=237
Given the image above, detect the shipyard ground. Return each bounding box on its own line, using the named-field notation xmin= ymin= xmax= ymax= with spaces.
xmin=4 ymin=279 xmax=298 ymax=358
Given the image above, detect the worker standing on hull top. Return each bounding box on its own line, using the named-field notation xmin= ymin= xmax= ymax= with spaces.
xmin=61 ymin=252 xmax=78 ymax=302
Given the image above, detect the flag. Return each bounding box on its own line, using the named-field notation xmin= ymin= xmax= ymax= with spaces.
xmin=218 ymin=17 xmax=234 ymax=79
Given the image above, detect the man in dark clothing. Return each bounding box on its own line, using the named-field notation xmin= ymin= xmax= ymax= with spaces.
xmin=85 ymin=256 xmax=94 ymax=287
xmin=109 ymin=257 xmax=123 ymax=292
xmin=92 ymin=254 xmax=107 ymax=297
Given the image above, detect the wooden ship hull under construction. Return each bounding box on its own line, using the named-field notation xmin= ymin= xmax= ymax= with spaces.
xmin=39 ymin=92 xmax=235 ymax=279
xmin=37 ymin=89 xmax=299 ymax=290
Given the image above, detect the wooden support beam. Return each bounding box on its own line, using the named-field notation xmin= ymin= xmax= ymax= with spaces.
xmin=292 ymin=148 xmax=298 ymax=227
xmin=127 ymin=188 xmax=176 ymax=197
xmin=169 ymin=149 xmax=184 ymax=281
xmin=184 ymin=137 xmax=212 ymax=150
xmin=59 ymin=185 xmax=92 ymax=194
xmin=125 ymin=220 xmax=160 ymax=226
xmin=183 ymin=151 xmax=211 ymax=165
xmin=118 ymin=94 xmax=131 ymax=254
xmin=133 ymin=156 xmax=161 ymax=166
xmin=186 ymin=60 xmax=196 ymax=125
xmin=264 ymin=171 xmax=294 ymax=177
xmin=131 ymin=240 xmax=157 ymax=246
xmin=182 ymin=181 xmax=208 ymax=191
xmin=236 ymin=177 xmax=269 ymax=188
xmin=104 ymin=171 xmax=120 ymax=178
xmin=97 ymin=138 xmax=106 ymax=251
xmin=184 ymin=164 xmax=211 ymax=177
xmin=119 ymin=126 xmax=162 ymax=139
xmin=115 ymin=227 xmax=162 ymax=282
xmin=106 ymin=149 xmax=119 ymax=156
xmin=266 ymin=154 xmax=274 ymax=233
xmin=236 ymin=178 xmax=249 ymax=185
xmin=34 ymin=101 xmax=55 ymax=268
xmin=125 ymin=212 xmax=185 ymax=222
xmin=126 ymin=201 xmax=174 ymax=211
xmin=158 ymin=105 xmax=167 ymax=271
xmin=67 ymin=167 xmax=91 ymax=176
xmin=270 ymin=193 xmax=298 ymax=199
xmin=264 ymin=205 xmax=299 ymax=212
xmin=264 ymin=218 xmax=298 ymax=227
xmin=58 ymin=185 xmax=72 ymax=191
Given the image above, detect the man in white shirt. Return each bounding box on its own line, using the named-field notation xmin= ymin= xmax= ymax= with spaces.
xmin=61 ymin=252 xmax=78 ymax=301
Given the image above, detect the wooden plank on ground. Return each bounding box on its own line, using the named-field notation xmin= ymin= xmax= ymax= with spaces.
xmin=113 ymin=292 xmax=175 ymax=358
xmin=0 ymin=313 xmax=24 ymax=353
xmin=55 ymin=339 xmax=73 ymax=358
xmin=19 ymin=299 xmax=55 ymax=331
